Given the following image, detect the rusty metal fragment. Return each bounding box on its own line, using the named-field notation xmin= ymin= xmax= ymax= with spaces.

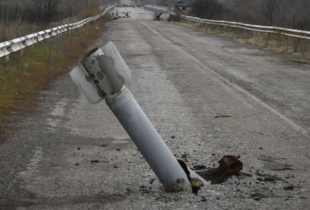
xmin=194 ymin=155 xmax=243 ymax=184
xmin=214 ymin=155 xmax=243 ymax=183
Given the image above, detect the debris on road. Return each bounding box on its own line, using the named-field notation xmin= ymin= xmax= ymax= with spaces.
xmin=194 ymin=155 xmax=243 ymax=184
xmin=216 ymin=155 xmax=243 ymax=178
xmin=214 ymin=114 xmax=232 ymax=118
xmin=250 ymin=192 xmax=265 ymax=201
xmin=101 ymin=143 xmax=108 ymax=147
xmin=181 ymin=153 xmax=187 ymax=158
xmin=177 ymin=156 xmax=243 ymax=193
xmin=149 ymin=178 xmax=156 ymax=184
xmin=201 ymin=196 xmax=207 ymax=202
xmin=284 ymin=184 xmax=294 ymax=190
xmin=193 ymin=165 xmax=207 ymax=170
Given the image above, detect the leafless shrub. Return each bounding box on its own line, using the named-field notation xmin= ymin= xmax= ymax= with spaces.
xmin=191 ymin=0 xmax=310 ymax=31
xmin=167 ymin=14 xmax=181 ymax=22
xmin=257 ymin=0 xmax=282 ymax=26
xmin=0 ymin=2 xmax=33 ymax=42
xmin=0 ymin=0 xmax=103 ymax=42
xmin=21 ymin=0 xmax=63 ymax=23
xmin=191 ymin=0 xmax=228 ymax=20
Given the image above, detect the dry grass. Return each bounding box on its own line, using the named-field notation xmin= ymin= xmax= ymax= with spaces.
xmin=0 ymin=15 xmax=110 ymax=141
xmin=177 ymin=19 xmax=310 ymax=60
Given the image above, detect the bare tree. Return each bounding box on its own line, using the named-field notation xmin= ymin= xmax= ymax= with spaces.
xmin=259 ymin=0 xmax=282 ymax=26
xmin=191 ymin=0 xmax=227 ymax=20
xmin=22 ymin=0 xmax=61 ymax=23
xmin=294 ymin=0 xmax=310 ymax=30
xmin=224 ymin=0 xmax=256 ymax=23
xmin=191 ymin=0 xmax=310 ymax=30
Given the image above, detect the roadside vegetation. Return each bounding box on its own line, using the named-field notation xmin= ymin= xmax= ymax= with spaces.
xmin=169 ymin=0 xmax=310 ymax=61
xmin=178 ymin=20 xmax=310 ymax=60
xmin=0 ymin=0 xmax=104 ymax=42
xmin=0 ymin=0 xmax=111 ymax=141
xmin=190 ymin=0 xmax=310 ymax=31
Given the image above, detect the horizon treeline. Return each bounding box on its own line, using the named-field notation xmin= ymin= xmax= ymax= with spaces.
xmin=0 ymin=0 xmax=104 ymax=42
xmin=191 ymin=0 xmax=310 ymax=30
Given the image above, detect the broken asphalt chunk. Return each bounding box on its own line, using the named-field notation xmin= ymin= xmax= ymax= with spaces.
xmin=149 ymin=178 xmax=156 ymax=185
xmin=250 ymin=193 xmax=265 ymax=201
xmin=284 ymin=185 xmax=294 ymax=190
xmin=201 ymin=196 xmax=207 ymax=202
xmin=181 ymin=153 xmax=187 ymax=158
xmin=214 ymin=115 xmax=232 ymax=118
xmin=193 ymin=165 xmax=207 ymax=170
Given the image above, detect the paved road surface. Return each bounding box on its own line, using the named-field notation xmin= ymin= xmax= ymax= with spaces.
xmin=1 ymin=7 xmax=310 ymax=210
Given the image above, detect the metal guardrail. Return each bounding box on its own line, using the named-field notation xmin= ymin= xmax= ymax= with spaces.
xmin=181 ymin=15 xmax=310 ymax=40
xmin=0 ymin=5 xmax=115 ymax=61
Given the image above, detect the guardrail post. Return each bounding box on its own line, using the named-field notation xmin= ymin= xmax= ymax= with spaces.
xmin=293 ymin=38 xmax=299 ymax=52
xmin=21 ymin=49 xmax=24 ymax=55
xmin=70 ymin=43 xmax=210 ymax=192
xmin=6 ymin=55 xmax=9 ymax=62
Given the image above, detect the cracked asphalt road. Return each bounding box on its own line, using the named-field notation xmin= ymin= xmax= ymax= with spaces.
xmin=0 ymin=7 xmax=310 ymax=210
